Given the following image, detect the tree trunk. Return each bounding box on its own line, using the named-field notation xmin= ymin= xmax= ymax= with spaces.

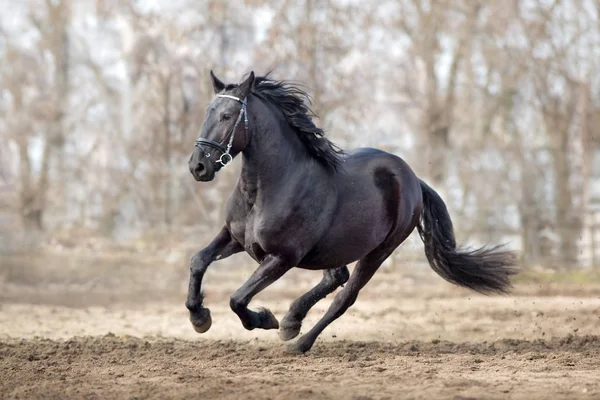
xmin=163 ymin=73 xmax=173 ymax=230
xmin=553 ymin=138 xmax=580 ymax=267
xmin=519 ymin=155 xmax=538 ymax=266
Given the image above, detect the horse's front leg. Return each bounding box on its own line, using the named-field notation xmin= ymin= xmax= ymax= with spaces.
xmin=185 ymin=226 xmax=243 ymax=333
xmin=229 ymin=254 xmax=294 ymax=330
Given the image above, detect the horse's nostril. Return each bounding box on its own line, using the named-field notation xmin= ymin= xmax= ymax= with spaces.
xmin=195 ymin=164 xmax=205 ymax=174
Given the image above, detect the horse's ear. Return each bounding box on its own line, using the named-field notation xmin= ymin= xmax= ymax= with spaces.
xmin=210 ymin=70 xmax=225 ymax=94
xmin=238 ymin=71 xmax=255 ymax=98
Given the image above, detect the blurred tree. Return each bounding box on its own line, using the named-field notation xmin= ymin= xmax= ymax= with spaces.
xmin=0 ymin=0 xmax=599 ymax=268
xmin=390 ymin=0 xmax=480 ymax=191
xmin=1 ymin=0 xmax=71 ymax=231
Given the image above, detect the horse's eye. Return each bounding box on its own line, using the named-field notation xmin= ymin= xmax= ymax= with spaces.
xmin=220 ymin=113 xmax=232 ymax=121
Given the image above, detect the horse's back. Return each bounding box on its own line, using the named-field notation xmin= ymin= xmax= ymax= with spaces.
xmin=342 ymin=147 xmax=414 ymax=171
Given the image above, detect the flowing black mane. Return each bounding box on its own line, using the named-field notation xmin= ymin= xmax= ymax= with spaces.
xmin=245 ymin=75 xmax=345 ymax=171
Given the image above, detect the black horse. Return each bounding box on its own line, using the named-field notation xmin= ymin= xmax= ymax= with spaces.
xmin=186 ymin=71 xmax=518 ymax=353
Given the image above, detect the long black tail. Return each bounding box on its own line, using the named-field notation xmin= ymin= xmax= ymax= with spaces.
xmin=416 ymin=180 xmax=519 ymax=294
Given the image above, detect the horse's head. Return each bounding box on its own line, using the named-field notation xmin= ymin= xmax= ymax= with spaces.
xmin=189 ymin=71 xmax=255 ymax=182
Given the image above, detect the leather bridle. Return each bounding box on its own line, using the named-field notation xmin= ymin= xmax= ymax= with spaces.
xmin=195 ymin=94 xmax=248 ymax=167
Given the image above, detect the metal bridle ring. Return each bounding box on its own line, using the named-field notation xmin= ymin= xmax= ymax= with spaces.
xmin=218 ymin=153 xmax=233 ymax=166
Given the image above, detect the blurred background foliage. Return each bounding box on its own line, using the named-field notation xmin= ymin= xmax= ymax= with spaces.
xmin=1 ymin=0 xmax=600 ymax=273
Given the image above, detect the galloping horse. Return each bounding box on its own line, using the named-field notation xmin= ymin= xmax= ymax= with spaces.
xmin=186 ymin=71 xmax=518 ymax=353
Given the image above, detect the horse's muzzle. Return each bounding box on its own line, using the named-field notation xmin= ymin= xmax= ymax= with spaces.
xmin=189 ymin=159 xmax=216 ymax=182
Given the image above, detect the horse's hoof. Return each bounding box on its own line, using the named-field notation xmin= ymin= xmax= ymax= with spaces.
xmin=257 ymin=307 xmax=279 ymax=330
xmin=286 ymin=334 xmax=314 ymax=354
xmin=285 ymin=341 xmax=310 ymax=355
xmin=190 ymin=308 xmax=212 ymax=333
xmin=278 ymin=318 xmax=301 ymax=341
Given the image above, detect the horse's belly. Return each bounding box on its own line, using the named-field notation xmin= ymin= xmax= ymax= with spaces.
xmin=298 ymin=214 xmax=391 ymax=269
xmin=298 ymin=241 xmax=376 ymax=269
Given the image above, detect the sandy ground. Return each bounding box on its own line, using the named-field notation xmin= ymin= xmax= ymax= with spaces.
xmin=1 ymin=253 xmax=600 ymax=399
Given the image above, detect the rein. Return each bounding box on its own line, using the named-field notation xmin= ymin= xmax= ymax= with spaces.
xmin=195 ymin=94 xmax=248 ymax=167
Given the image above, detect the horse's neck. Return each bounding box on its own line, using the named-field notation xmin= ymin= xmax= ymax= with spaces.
xmin=239 ymin=120 xmax=313 ymax=200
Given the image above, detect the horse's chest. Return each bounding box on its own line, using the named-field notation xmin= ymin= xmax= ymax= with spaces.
xmin=228 ymin=210 xmax=264 ymax=261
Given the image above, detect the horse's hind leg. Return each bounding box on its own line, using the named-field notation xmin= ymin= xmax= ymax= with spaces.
xmin=279 ymin=266 xmax=349 ymax=341
xmin=289 ymin=248 xmax=393 ymax=354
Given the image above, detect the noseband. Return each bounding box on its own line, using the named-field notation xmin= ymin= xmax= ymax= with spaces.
xmin=195 ymin=94 xmax=248 ymax=167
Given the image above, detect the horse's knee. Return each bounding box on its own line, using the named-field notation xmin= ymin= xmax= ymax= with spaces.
xmin=333 ymin=266 xmax=350 ymax=286
xmin=324 ymin=266 xmax=349 ymax=288
xmin=229 ymin=295 xmax=245 ymax=314
xmin=189 ymin=252 xmax=206 ymax=275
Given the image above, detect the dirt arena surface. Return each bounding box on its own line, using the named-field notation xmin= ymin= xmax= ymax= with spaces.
xmin=1 ymin=253 xmax=600 ymax=399
xmin=2 ymin=334 xmax=600 ymax=400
